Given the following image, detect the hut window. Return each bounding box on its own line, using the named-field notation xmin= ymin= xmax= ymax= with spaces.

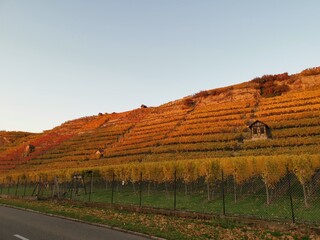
xmin=253 ymin=127 xmax=258 ymax=134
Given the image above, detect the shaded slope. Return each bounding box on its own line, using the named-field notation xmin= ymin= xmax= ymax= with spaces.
xmin=0 ymin=131 xmax=37 ymax=154
xmin=0 ymin=114 xmax=111 ymax=172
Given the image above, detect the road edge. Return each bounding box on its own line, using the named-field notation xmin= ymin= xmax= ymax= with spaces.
xmin=0 ymin=202 xmax=166 ymax=240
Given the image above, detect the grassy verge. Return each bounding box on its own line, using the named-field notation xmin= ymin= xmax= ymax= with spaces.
xmin=52 ymin=183 xmax=320 ymax=223
xmin=0 ymin=197 xmax=317 ymax=240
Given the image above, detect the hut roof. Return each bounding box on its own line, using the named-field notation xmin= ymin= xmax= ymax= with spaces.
xmin=248 ymin=120 xmax=270 ymax=129
xmin=95 ymin=149 xmax=104 ymax=154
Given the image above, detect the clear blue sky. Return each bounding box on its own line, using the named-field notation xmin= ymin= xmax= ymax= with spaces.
xmin=1 ymin=1 xmax=319 ymax=132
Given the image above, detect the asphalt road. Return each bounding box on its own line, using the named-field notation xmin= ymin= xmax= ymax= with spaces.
xmin=0 ymin=205 xmax=150 ymax=240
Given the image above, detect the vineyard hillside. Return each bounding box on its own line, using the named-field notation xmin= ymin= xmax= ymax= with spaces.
xmin=1 ymin=67 xmax=320 ymax=179
xmin=0 ymin=131 xmax=37 ymax=153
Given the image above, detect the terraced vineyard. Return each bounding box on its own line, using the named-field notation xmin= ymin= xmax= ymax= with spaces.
xmin=0 ymin=68 xmax=320 ymax=223
xmin=1 ymin=67 xmax=320 ymax=212
xmin=0 ymin=131 xmax=37 ymax=152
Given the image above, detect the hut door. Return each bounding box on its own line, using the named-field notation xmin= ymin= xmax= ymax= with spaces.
xmin=252 ymin=126 xmax=260 ymax=137
xmin=256 ymin=126 xmax=261 ymax=136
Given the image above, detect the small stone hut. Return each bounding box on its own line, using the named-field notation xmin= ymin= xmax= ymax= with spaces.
xmin=95 ymin=149 xmax=104 ymax=158
xmin=25 ymin=144 xmax=35 ymax=154
xmin=24 ymin=144 xmax=35 ymax=157
xmin=249 ymin=120 xmax=271 ymax=140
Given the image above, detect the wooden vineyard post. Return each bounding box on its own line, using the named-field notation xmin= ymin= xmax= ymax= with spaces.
xmin=75 ymin=176 xmax=79 ymax=197
xmin=0 ymin=179 xmax=5 ymax=194
xmin=15 ymin=177 xmax=20 ymax=196
xmin=32 ymin=181 xmax=38 ymax=196
xmin=51 ymin=181 xmax=54 ymax=198
xmin=37 ymin=177 xmax=42 ymax=197
xmin=52 ymin=176 xmax=60 ymax=199
xmin=70 ymin=176 xmax=75 ymax=199
xmin=23 ymin=177 xmax=27 ymax=196
xmin=0 ymin=180 xmax=2 ymax=194
xmin=7 ymin=177 xmax=11 ymax=195
xmin=221 ymin=169 xmax=226 ymax=216
xmin=174 ymin=170 xmax=177 ymax=210
xmin=32 ymin=177 xmax=42 ymax=197
xmin=139 ymin=172 xmax=142 ymax=207
xmin=88 ymin=171 xmax=93 ymax=202
xmin=287 ymin=167 xmax=295 ymax=224
xmin=111 ymin=172 xmax=115 ymax=204
xmin=82 ymin=174 xmax=87 ymax=195
xmin=1 ymin=179 xmax=5 ymax=194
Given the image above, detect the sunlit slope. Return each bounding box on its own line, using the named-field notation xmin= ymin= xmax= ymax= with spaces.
xmin=26 ymin=108 xmax=150 ymax=169
xmin=1 ymin=67 xmax=320 ymax=175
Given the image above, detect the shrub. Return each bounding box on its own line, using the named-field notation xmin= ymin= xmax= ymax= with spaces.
xmin=251 ymin=73 xmax=289 ymax=84
xmin=300 ymin=67 xmax=320 ymax=76
xmin=251 ymin=73 xmax=290 ymax=97
xmin=183 ymin=98 xmax=196 ymax=107
xmin=194 ymin=90 xmax=210 ymax=98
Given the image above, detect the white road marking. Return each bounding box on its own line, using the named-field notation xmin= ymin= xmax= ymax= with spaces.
xmin=13 ymin=234 xmax=30 ymax=240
